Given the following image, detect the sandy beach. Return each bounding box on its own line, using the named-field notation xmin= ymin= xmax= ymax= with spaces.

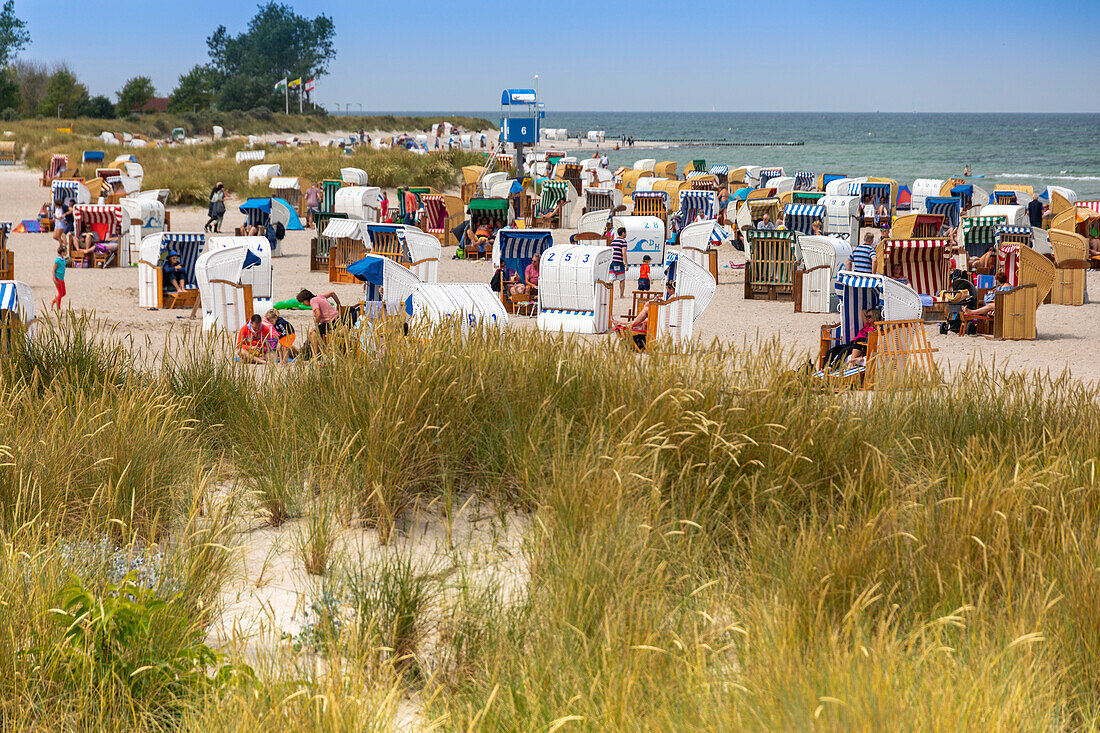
xmin=4 ymin=163 xmax=1099 ymax=382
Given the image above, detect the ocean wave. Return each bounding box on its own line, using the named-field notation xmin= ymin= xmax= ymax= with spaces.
xmin=992 ymin=173 xmax=1100 ymax=181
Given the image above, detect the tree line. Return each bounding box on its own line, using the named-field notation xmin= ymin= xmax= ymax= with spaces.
xmin=0 ymin=1 xmax=334 ymax=121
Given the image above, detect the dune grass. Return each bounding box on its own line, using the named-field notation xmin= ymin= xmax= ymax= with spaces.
xmin=2 ymin=314 xmax=1100 ymax=729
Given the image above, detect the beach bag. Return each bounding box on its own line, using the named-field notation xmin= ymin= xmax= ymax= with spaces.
xmin=274 ymin=222 xmax=286 ymax=240
xmin=214 ymin=200 xmax=226 ymax=216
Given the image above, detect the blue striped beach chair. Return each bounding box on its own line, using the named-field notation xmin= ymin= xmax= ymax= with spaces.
xmin=783 ymin=203 xmax=825 ymax=235
xmin=794 ymin=171 xmax=815 ymax=191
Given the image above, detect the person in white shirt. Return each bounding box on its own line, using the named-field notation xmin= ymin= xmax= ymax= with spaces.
xmin=600 ymin=153 xmax=608 ymax=168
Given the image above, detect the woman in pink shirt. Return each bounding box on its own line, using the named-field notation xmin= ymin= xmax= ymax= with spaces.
xmin=512 ymin=254 xmax=541 ymax=296
xmin=297 ymin=288 xmax=342 ymax=353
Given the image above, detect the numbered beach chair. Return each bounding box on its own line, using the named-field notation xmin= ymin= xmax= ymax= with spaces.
xmin=536 ymin=244 xmax=615 ymax=334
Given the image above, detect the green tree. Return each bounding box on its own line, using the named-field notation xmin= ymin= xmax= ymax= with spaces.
xmin=80 ymin=95 xmax=115 ymax=119
xmin=168 ymin=64 xmax=220 ymax=113
xmin=116 ymin=75 xmax=156 ymax=115
xmin=10 ymin=60 xmax=49 ymax=117
xmin=37 ymin=67 xmax=89 ymax=118
xmin=0 ymin=0 xmax=29 ymax=67
xmin=205 ymin=1 xmax=334 ymax=109
xmin=0 ymin=66 xmax=18 ymax=115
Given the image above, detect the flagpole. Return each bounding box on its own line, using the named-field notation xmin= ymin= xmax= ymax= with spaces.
xmin=285 ymin=83 xmax=289 ymax=115
xmin=299 ymin=84 xmax=303 ymax=114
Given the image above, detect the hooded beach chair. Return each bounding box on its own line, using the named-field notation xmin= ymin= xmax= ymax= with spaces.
xmin=530 ymin=181 xmax=570 ymax=229
xmin=323 ymin=218 xmax=368 ymax=284
xmin=890 ymin=213 xmax=944 ymax=240
xmin=492 ymin=229 xmax=554 ymax=313
xmin=654 ymin=161 xmax=678 ymax=179
xmin=783 ymin=203 xmax=825 ymax=235
xmin=794 ymin=171 xmax=815 ymax=191
xmin=880 ymin=238 xmax=951 ymax=298
xmin=0 ymin=230 xmax=12 ymax=280
xmin=960 ymin=215 xmax=1008 ymax=261
xmin=464 ymin=197 xmax=511 ymax=259
xmin=71 ymin=204 xmax=123 ymax=268
xmin=1048 ymin=230 xmax=1088 ymax=306
xmin=677 ymin=190 xmax=719 ymax=225
xmin=584 ymin=187 xmax=623 ymax=215
xmin=631 ymin=191 xmax=669 ymax=226
xmin=348 ymin=253 xmax=424 ymax=318
xmin=0 ymin=281 xmax=36 ymax=350
xmin=924 ymin=197 xmax=961 ymax=229
xmin=794 ymin=235 xmax=851 ymax=313
xmin=194 ymin=245 xmax=261 ymax=333
xmin=678 ymin=220 xmax=725 ymax=283
xmin=42 ymin=154 xmax=68 ymax=186
xmin=535 ymin=244 xmax=616 ymax=334
xmin=816 ymin=272 xmax=934 ymax=388
xmin=420 ymin=194 xmax=464 ymax=246
xmin=138 ymin=232 xmax=206 ymax=309
xmin=759 ymin=168 xmax=784 ymax=188
xmin=744 ymin=229 xmax=797 ymax=301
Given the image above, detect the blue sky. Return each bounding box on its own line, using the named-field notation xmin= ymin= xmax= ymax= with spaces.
xmin=22 ymin=0 xmax=1100 ymax=112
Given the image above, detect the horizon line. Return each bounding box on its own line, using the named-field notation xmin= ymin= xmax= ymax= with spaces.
xmin=329 ymin=110 xmax=1100 ymax=116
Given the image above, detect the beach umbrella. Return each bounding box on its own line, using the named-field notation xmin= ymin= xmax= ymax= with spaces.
xmin=732 ymin=187 xmax=753 ymax=201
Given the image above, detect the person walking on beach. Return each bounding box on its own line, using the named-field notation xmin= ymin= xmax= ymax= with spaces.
xmin=1027 ymin=195 xmax=1045 ymax=228
xmin=847 ymin=231 xmax=878 ymax=273
xmin=205 ymin=182 xmax=227 ymax=232
xmin=304 ymin=182 xmax=321 ymax=228
xmin=51 ymin=245 xmax=66 ymax=309
xmin=610 ymin=226 xmax=628 ymax=296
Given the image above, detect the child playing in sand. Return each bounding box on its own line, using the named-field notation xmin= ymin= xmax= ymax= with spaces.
xmin=51 ymin=245 xmax=66 ymax=309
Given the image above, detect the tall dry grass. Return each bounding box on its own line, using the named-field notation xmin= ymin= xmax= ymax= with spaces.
xmin=3 ymin=315 xmax=1100 ymax=729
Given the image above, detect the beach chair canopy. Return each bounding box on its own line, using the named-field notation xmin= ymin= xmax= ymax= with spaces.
xmin=924 ymin=197 xmax=961 ymax=228
xmin=334 ymin=186 xmax=381 ymax=221
xmin=783 ymin=204 xmax=825 ymax=235
xmin=994 ymin=225 xmax=1032 ymax=248
xmin=671 ymin=254 xmax=716 ymax=323
xmin=82 ymin=151 xmax=105 ymax=163
xmin=235 ymin=150 xmax=266 ymax=163
xmin=48 ymin=154 xmax=69 ymax=176
xmin=677 ymin=190 xmax=718 ymax=223
xmin=239 ymin=197 xmax=271 ymax=227
xmin=348 ymin=254 xmax=422 ymax=313
xmin=72 ymin=204 xmax=122 ymax=239
xmin=679 ymin=220 xmax=726 ymax=253
xmin=194 ymin=245 xmax=261 ymax=331
xmin=493 ymin=229 xmax=554 ymax=280
xmin=882 ymin=239 xmax=951 ymax=297
xmin=409 ymin=282 xmax=508 ymax=331
xmin=794 ymin=171 xmax=815 ymax=190
xmin=536 ymin=244 xmax=614 ymax=330
xmin=978 ymin=204 xmax=1028 ymax=227
xmin=269 ymin=177 xmax=300 ymax=191
xmin=52 ymin=179 xmax=91 ymax=206
xmin=0 ymin=281 xmax=35 ymax=334
xmin=820 ymin=173 xmax=846 ymax=189
xmin=708 ymin=164 xmax=729 ymax=177
xmin=340 ymin=167 xmax=368 ymax=185
xmin=206 ymin=235 xmax=271 ymax=300
xmin=322 ymin=217 xmax=367 ymax=241
xmin=1044 ymin=185 xmax=1076 ymax=203
xmin=270 ymin=198 xmax=303 ymax=231
xmin=633 ymin=159 xmax=656 ymax=171
xmin=759 ymin=168 xmax=784 ymax=187
xmin=831 ymin=271 xmax=922 ymax=344
xmin=248 ymin=164 xmax=281 ymax=185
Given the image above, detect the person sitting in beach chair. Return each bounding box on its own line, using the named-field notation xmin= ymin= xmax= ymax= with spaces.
xmin=72 ymin=227 xmax=119 ymax=267
xmin=612 ymin=279 xmax=676 ymax=333
xmin=822 ymin=307 xmax=880 ymax=369
xmin=755 ymin=213 xmax=775 ymax=230
xmin=236 ymin=313 xmax=279 ymax=365
xmin=511 ymin=253 xmax=541 ymax=297
xmin=162 ymin=251 xmax=186 ymax=294
xmin=962 ymin=271 xmax=1011 ymax=319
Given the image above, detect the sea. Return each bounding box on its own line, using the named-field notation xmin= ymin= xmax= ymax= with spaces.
xmin=357 ymin=112 xmax=1100 ymax=199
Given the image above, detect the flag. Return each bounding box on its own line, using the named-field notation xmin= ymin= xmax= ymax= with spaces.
xmin=274 ymin=78 xmax=287 ymax=91
xmin=304 ymin=77 xmax=316 ymax=93
xmin=288 ymin=78 xmax=302 ymax=88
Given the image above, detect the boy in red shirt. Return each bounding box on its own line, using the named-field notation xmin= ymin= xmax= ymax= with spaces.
xmin=637 ymin=255 xmax=652 ymax=292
